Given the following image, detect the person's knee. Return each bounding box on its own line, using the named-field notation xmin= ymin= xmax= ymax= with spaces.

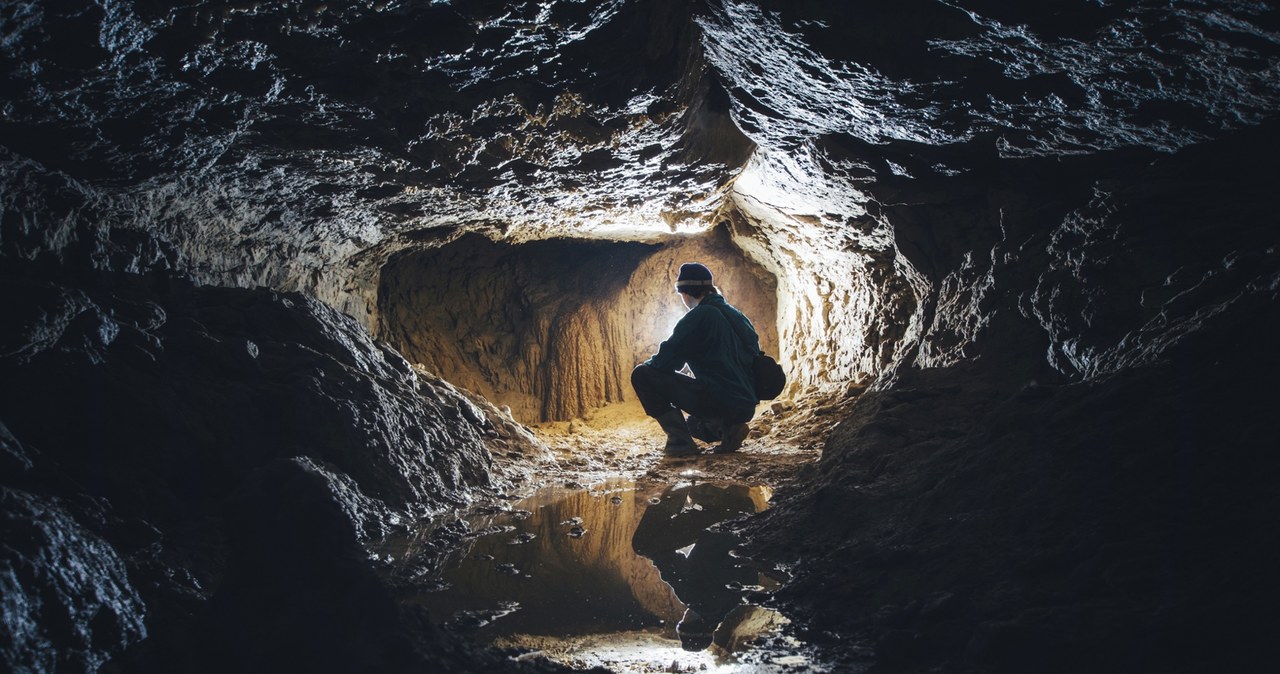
xmin=631 ymin=364 xmax=655 ymax=389
xmin=631 ymin=365 xmax=669 ymax=418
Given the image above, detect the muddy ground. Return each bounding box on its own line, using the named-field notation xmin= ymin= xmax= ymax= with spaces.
xmin=527 ymin=397 xmax=837 ymax=494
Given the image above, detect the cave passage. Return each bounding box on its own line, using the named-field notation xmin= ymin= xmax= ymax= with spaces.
xmin=371 ymin=224 xmax=827 ymax=670
xmin=375 ymin=228 xmax=780 ymax=425
xmin=6 ymin=0 xmax=1280 ymax=671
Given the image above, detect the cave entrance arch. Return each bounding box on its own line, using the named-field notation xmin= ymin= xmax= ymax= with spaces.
xmin=376 ymin=228 xmax=779 ymax=424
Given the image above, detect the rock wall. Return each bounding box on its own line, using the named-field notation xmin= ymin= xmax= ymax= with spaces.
xmin=377 ymin=227 xmax=778 ymax=422
xmin=737 ymin=120 xmax=1280 ymax=672
xmin=0 ymin=485 xmax=146 ymax=674
xmin=725 ymin=200 xmax=919 ymax=393
xmin=0 ymin=259 xmax=551 ymax=671
xmin=0 ymin=0 xmax=750 ymax=324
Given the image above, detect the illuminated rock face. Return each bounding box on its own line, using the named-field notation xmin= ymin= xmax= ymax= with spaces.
xmin=6 ymin=0 xmax=1276 ymax=395
xmin=376 ymin=228 xmax=778 ymax=422
xmin=4 ymin=0 xmax=1278 ymax=390
xmin=3 ymin=0 xmax=1280 ymax=671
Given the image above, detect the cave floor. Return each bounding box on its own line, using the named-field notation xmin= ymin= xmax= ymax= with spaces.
xmin=384 ymin=399 xmax=847 ymax=673
xmin=527 ymin=400 xmax=825 ymax=495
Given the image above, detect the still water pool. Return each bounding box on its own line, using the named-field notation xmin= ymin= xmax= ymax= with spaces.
xmin=390 ymin=479 xmax=825 ymax=672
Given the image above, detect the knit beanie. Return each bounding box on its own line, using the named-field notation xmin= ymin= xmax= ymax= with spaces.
xmin=675 ymin=262 xmax=714 ymax=293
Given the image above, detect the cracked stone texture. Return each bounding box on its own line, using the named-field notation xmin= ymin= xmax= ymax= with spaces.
xmin=0 ymin=261 xmax=555 ymax=671
xmin=5 ymin=0 xmax=1277 ymax=393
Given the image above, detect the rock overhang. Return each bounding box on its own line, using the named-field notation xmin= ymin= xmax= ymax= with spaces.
xmin=2 ymin=0 xmax=1279 ymax=393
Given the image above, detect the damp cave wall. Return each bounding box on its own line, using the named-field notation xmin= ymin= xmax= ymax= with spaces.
xmin=375 ymin=228 xmax=780 ymax=423
xmin=0 ymin=254 xmax=559 ymax=673
xmin=737 ymin=125 xmax=1280 ymax=671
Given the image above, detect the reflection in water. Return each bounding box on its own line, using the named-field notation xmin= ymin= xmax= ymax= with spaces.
xmin=407 ymin=480 xmax=684 ymax=637
xmin=405 ymin=479 xmax=778 ymax=655
xmin=632 ymin=484 xmax=765 ymax=651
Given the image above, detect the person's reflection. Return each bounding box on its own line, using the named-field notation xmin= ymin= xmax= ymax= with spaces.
xmin=631 ymin=484 xmax=760 ymax=651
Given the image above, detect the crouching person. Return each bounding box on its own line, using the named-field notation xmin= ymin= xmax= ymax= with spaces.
xmin=631 ymin=262 xmax=759 ymax=456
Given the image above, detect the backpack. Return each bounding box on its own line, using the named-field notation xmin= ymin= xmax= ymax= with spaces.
xmin=711 ymin=303 xmax=787 ymax=401
xmin=751 ymin=352 xmax=786 ymax=400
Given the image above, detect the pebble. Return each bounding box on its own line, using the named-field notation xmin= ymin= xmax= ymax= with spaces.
xmin=610 ymin=495 xmax=623 ymax=505
xmin=497 ymin=563 xmax=520 ymax=575
xmin=567 ymin=525 xmax=587 ymax=538
xmin=560 ymin=516 xmax=583 ymax=526
xmin=510 ymin=532 xmax=537 ymax=544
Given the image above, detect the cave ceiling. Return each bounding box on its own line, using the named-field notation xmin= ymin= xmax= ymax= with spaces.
xmin=2 ymin=0 xmax=1279 ymax=289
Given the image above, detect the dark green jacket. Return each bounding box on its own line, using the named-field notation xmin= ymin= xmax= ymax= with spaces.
xmin=645 ymin=294 xmax=759 ymax=412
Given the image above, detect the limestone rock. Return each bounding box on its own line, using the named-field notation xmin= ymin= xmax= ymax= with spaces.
xmin=0 ymin=489 xmax=146 ymax=674
xmin=0 ymin=268 xmax=549 ymax=670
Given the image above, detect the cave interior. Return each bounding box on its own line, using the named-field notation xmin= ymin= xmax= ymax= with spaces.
xmin=2 ymin=1 xmax=1280 ymax=673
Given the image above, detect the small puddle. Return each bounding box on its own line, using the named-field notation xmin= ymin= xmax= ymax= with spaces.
xmin=388 ymin=479 xmax=826 ymax=672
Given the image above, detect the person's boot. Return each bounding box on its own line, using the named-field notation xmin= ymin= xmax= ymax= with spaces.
xmin=655 ymin=409 xmax=699 ymax=456
xmin=676 ymin=608 xmax=713 ymax=651
xmin=713 ymin=422 xmax=749 ymax=454
xmin=686 ymin=415 xmax=723 ymax=443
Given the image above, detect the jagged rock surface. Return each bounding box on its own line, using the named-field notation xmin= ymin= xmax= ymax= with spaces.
xmin=5 ymin=0 xmax=1278 ymax=393
xmin=737 ymin=120 xmax=1280 ymax=672
xmin=0 ymin=263 xmax=550 ymax=671
xmin=744 ymin=295 xmax=1280 ymax=672
xmin=1 ymin=486 xmax=146 ymax=674
xmin=4 ymin=0 xmax=1280 ymax=671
